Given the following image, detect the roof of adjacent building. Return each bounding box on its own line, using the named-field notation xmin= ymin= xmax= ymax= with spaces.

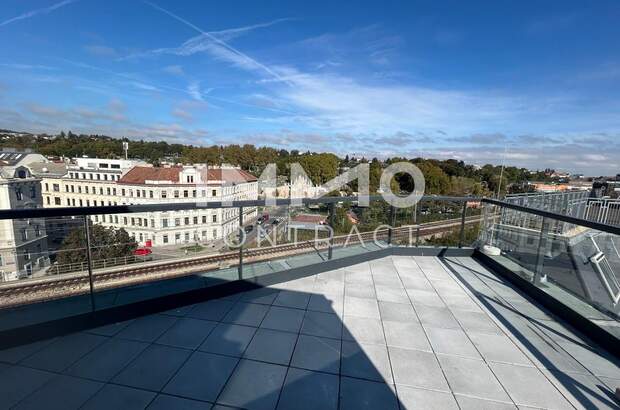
xmin=118 ymin=166 xmax=257 ymax=185
xmin=205 ymin=168 xmax=257 ymax=183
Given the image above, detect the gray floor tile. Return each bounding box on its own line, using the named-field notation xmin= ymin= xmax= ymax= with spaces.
xmin=223 ymin=303 xmax=270 ymax=327
xmin=490 ymin=362 xmax=574 ymax=409
xmin=277 ymin=368 xmax=339 ymax=410
xmin=342 ymin=316 xmax=385 ymax=344
xmin=217 ymin=359 xmax=287 ymax=410
xmin=147 ymin=394 xmax=212 ymax=410
xmin=240 ymin=288 xmax=280 ymax=305
xmin=455 ymin=395 xmax=517 ymax=410
xmin=291 ymin=334 xmax=340 ymax=374
xmin=159 ymin=304 xmax=195 ymax=317
xmin=21 ymin=332 xmax=107 ymax=372
xmin=187 ymin=299 xmax=236 ymax=321
xmin=85 ymin=320 xmax=133 ymax=337
xmin=383 ymin=321 xmax=431 ymax=351
xmin=0 ymin=366 xmax=56 ymax=408
xmin=407 ymin=289 xmax=445 ymax=308
xmin=397 ymin=385 xmax=459 ymax=410
xmin=113 ymin=344 xmax=191 ymax=391
xmin=243 ymin=328 xmax=298 ymax=365
xmin=400 ymin=276 xmax=434 ymax=291
xmin=307 ymin=293 xmax=343 ymax=314
xmin=372 ymin=274 xmax=403 ymax=288
xmin=468 ymin=332 xmax=532 ymax=366
xmin=273 ymin=290 xmax=311 ymax=309
xmin=555 ymin=341 xmax=620 ymax=379
xmin=260 ymin=306 xmax=305 ymax=333
xmin=65 ymin=338 xmax=148 ymax=381
xmin=115 ymin=314 xmax=178 ymax=342
xmin=81 ymin=384 xmax=156 ymax=410
xmin=301 ymin=311 xmax=342 ymax=339
xmin=415 ymin=305 xmax=460 ymax=329
xmin=378 ymin=301 xmax=418 ymax=322
xmin=426 ymin=327 xmax=481 ymax=359
xmin=345 ymin=283 xmax=376 ymax=299
xmin=339 ymin=376 xmax=399 ymax=410
xmin=198 ymin=323 xmax=257 ymax=357
xmin=163 ymin=351 xmax=238 ymax=402
xmin=0 ymin=337 xmax=57 ymax=364
xmin=388 ymin=347 xmax=449 ymax=391
xmin=451 ymin=310 xmax=503 ymax=335
xmin=344 ymin=296 xmax=380 ymax=319
xmin=438 ymin=355 xmax=510 ymax=402
xmin=341 ymin=341 xmax=392 ymax=383
xmin=443 ymin=295 xmax=482 ymax=312
xmin=13 ymin=374 xmax=103 ymax=410
xmin=543 ymin=369 xmax=620 ymax=410
xmin=375 ymin=286 xmax=410 ymax=304
xmin=156 ymin=317 xmax=217 ymax=349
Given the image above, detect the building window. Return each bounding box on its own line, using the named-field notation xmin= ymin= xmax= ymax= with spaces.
xmin=193 ymin=217 xmax=198 ymax=225
xmin=175 ymin=218 xmax=180 ymax=227
xmin=46 ymin=197 xmax=51 ymax=205
xmin=163 ymin=235 xmax=168 ymax=244
xmin=174 ymin=190 xmax=179 ymax=198
xmin=54 ymin=197 xmax=61 ymax=205
xmin=21 ymin=228 xmax=27 ymax=240
xmin=187 ymin=175 xmax=194 ymax=183
xmin=184 ymin=232 xmax=190 ymax=241
xmin=212 ymin=189 xmax=217 ymax=196
xmin=149 ymin=191 xmax=153 ymax=198
xmin=45 ymin=183 xmax=49 ymax=191
xmin=184 ymin=217 xmax=190 ymax=225
xmin=202 ymin=215 xmax=207 ymax=224
xmin=183 ymin=190 xmax=189 ymax=198
xmin=162 ymin=219 xmax=168 ymax=228
xmin=212 ymin=215 xmax=217 ymax=223
xmin=213 ymin=229 xmax=217 ymax=238
xmin=161 ymin=191 xmax=167 ymax=199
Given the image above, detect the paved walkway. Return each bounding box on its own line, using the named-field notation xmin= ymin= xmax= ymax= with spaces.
xmin=0 ymin=256 xmax=618 ymax=409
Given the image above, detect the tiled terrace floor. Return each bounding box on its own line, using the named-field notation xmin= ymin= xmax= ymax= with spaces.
xmin=0 ymin=255 xmax=618 ymax=409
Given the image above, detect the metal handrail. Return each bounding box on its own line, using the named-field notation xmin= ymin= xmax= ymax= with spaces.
xmin=481 ymin=198 xmax=620 ymax=236
xmin=0 ymin=195 xmax=478 ymax=220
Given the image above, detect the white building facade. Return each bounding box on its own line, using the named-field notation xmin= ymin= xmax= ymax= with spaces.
xmin=41 ymin=160 xmax=258 ymax=246
xmin=0 ymin=150 xmax=50 ymax=281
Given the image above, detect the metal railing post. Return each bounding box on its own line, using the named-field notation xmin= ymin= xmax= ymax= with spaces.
xmin=458 ymin=201 xmax=467 ymax=248
xmin=388 ymin=205 xmax=395 ymax=245
xmin=416 ymin=225 xmax=420 ymax=247
xmin=533 ymin=217 xmax=548 ymax=285
xmin=238 ymin=206 xmax=243 ymax=280
xmin=83 ymin=215 xmax=96 ymax=311
xmin=327 ymin=203 xmax=335 ymax=260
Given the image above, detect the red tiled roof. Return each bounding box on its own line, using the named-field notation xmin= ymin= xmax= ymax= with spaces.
xmin=118 ymin=166 xmax=180 ymax=184
xmin=292 ymin=214 xmax=327 ymax=223
xmin=205 ymin=168 xmax=257 ymax=183
xmin=118 ymin=166 xmax=257 ymax=185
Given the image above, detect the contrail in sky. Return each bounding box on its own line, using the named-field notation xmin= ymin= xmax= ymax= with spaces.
xmin=0 ymin=0 xmax=78 ymax=28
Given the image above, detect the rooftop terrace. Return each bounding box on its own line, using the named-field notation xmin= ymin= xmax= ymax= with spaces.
xmin=0 ymin=195 xmax=619 ymax=409
xmin=1 ymin=254 xmax=618 ymax=409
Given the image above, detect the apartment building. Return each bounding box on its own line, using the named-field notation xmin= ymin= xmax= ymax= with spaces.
xmin=0 ymin=150 xmax=50 ymax=281
xmin=41 ymin=159 xmax=258 ymax=246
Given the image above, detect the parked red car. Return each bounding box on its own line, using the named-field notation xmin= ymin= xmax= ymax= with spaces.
xmin=133 ymin=248 xmax=152 ymax=256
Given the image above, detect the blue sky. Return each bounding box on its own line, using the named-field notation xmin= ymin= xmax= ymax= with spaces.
xmin=1 ymin=0 xmax=619 ymax=174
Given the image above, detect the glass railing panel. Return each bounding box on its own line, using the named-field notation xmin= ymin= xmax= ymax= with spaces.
xmin=478 ymin=201 xmax=620 ymax=340
xmin=0 ymin=214 xmax=92 ymax=330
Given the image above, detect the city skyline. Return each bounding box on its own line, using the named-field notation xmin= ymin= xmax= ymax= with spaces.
xmin=1 ymin=0 xmax=619 ymax=174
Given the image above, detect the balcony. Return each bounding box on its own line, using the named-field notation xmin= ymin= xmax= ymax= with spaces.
xmin=0 ymin=196 xmax=618 ymax=409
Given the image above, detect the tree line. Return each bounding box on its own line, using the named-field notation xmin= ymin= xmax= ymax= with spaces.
xmin=1 ymin=131 xmax=550 ymax=197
